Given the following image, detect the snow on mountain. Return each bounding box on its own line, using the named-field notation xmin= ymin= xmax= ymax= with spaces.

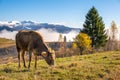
xmin=0 ymin=21 xmax=80 ymax=33
xmin=0 ymin=21 xmax=20 ymax=28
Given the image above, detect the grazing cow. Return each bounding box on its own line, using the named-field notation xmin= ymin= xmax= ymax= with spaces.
xmin=15 ymin=30 xmax=55 ymax=68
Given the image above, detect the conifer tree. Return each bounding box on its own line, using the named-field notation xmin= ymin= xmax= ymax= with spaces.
xmin=81 ymin=6 xmax=107 ymax=49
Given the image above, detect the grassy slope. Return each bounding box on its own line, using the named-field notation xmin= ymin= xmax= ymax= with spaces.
xmin=0 ymin=51 xmax=120 ymax=80
xmin=0 ymin=38 xmax=15 ymax=48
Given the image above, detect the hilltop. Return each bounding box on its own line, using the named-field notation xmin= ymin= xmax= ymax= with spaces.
xmin=0 ymin=51 xmax=119 ymax=80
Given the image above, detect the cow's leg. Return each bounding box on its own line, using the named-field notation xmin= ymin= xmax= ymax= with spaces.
xmin=28 ymin=51 xmax=32 ymax=68
xmin=21 ymin=50 xmax=26 ymax=68
xmin=17 ymin=47 xmax=21 ymax=68
xmin=18 ymin=51 xmax=21 ymax=68
xmin=34 ymin=55 xmax=37 ymax=69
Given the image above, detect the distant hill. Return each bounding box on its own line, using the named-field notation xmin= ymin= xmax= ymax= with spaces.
xmin=0 ymin=21 xmax=80 ymax=33
xmin=0 ymin=38 xmax=15 ymax=48
xmin=0 ymin=38 xmax=14 ymax=43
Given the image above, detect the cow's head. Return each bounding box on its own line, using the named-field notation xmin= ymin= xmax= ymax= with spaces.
xmin=42 ymin=48 xmax=55 ymax=66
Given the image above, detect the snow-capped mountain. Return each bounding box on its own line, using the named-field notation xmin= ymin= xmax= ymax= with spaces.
xmin=0 ymin=21 xmax=80 ymax=33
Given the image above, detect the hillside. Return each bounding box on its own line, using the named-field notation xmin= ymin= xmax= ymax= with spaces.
xmin=0 ymin=38 xmax=15 ymax=48
xmin=0 ymin=51 xmax=120 ymax=80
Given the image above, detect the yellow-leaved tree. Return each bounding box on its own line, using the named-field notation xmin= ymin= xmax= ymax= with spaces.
xmin=74 ymin=33 xmax=92 ymax=55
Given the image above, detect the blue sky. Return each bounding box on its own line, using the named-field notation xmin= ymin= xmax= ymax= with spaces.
xmin=0 ymin=0 xmax=120 ymax=28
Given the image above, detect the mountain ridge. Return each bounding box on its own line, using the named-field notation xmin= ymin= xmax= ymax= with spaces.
xmin=0 ymin=21 xmax=80 ymax=33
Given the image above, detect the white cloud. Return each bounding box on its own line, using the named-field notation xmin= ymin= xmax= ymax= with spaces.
xmin=0 ymin=30 xmax=18 ymax=40
xmin=63 ymin=30 xmax=79 ymax=42
xmin=0 ymin=21 xmax=20 ymax=28
xmin=36 ymin=28 xmax=60 ymax=42
xmin=36 ymin=28 xmax=79 ymax=42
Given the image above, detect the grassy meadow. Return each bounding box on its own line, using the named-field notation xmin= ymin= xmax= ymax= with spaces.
xmin=0 ymin=51 xmax=120 ymax=80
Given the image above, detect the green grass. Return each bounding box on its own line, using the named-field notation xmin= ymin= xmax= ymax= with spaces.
xmin=0 ymin=51 xmax=120 ymax=80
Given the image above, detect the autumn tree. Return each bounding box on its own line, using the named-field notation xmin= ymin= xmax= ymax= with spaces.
xmin=105 ymin=21 xmax=119 ymax=50
xmin=74 ymin=33 xmax=92 ymax=55
xmin=110 ymin=21 xmax=118 ymax=41
xmin=81 ymin=6 xmax=107 ymax=49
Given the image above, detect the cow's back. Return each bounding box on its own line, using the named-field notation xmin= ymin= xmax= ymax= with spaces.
xmin=16 ymin=30 xmax=44 ymax=51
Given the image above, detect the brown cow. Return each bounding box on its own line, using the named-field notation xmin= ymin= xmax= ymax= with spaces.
xmin=15 ymin=30 xmax=55 ymax=68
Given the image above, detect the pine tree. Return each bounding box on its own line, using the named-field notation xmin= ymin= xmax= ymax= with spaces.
xmin=81 ymin=6 xmax=107 ymax=49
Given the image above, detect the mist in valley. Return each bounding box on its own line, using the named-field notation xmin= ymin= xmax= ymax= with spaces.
xmin=0 ymin=28 xmax=79 ymax=42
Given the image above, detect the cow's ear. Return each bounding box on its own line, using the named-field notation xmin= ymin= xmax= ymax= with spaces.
xmin=41 ymin=52 xmax=47 ymax=58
